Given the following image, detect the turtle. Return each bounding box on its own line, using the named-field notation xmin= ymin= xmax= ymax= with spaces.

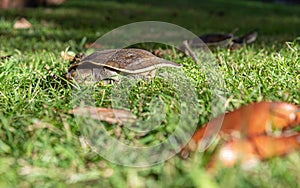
xmin=179 ymin=30 xmax=258 ymax=64
xmin=66 ymin=48 xmax=182 ymax=83
xmin=230 ymin=30 xmax=258 ymax=50
xmin=187 ymin=30 xmax=258 ymax=50
xmin=193 ymin=33 xmax=233 ymax=48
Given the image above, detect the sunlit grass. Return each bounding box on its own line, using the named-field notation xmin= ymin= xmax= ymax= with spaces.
xmin=0 ymin=0 xmax=299 ymax=187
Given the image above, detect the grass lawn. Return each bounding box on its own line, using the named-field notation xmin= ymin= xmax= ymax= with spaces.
xmin=0 ymin=0 xmax=300 ymax=187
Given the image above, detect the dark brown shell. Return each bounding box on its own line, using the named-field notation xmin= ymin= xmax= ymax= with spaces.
xmin=75 ymin=48 xmax=181 ymax=74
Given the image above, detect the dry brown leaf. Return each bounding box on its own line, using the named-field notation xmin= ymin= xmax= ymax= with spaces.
xmin=69 ymin=107 xmax=137 ymax=124
xmin=44 ymin=0 xmax=65 ymax=5
xmin=84 ymin=42 xmax=103 ymax=49
xmin=13 ymin=18 xmax=32 ymax=29
xmin=61 ymin=51 xmax=75 ymax=60
xmin=1 ymin=0 xmax=25 ymax=9
xmin=152 ymin=49 xmax=176 ymax=58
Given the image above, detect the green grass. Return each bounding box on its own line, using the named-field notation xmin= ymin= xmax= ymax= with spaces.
xmin=0 ymin=0 xmax=300 ymax=187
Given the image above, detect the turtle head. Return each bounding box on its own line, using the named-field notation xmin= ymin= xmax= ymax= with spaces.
xmin=67 ymin=66 xmax=119 ymax=84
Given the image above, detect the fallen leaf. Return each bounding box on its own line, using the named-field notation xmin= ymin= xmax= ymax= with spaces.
xmin=61 ymin=50 xmax=75 ymax=61
xmin=182 ymin=101 xmax=300 ymax=173
xmin=84 ymin=42 xmax=103 ymax=49
xmin=69 ymin=107 xmax=137 ymax=124
xmin=45 ymin=0 xmax=66 ymax=5
xmin=13 ymin=18 xmax=32 ymax=29
xmin=152 ymin=49 xmax=176 ymax=58
xmin=0 ymin=0 xmax=24 ymax=9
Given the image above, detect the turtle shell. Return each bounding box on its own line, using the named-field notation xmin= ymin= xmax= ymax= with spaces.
xmin=188 ymin=33 xmax=233 ymax=48
xmin=74 ymin=48 xmax=181 ymax=74
xmin=232 ymin=30 xmax=258 ymax=44
xmin=199 ymin=33 xmax=233 ymax=46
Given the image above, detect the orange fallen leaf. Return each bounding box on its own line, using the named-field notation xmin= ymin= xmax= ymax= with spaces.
xmin=69 ymin=107 xmax=137 ymax=124
xmin=209 ymin=132 xmax=300 ymax=171
xmin=13 ymin=18 xmax=32 ymax=29
xmin=210 ymin=139 xmax=260 ymax=170
xmin=182 ymin=101 xmax=300 ymax=172
xmin=185 ymin=102 xmax=300 ymax=152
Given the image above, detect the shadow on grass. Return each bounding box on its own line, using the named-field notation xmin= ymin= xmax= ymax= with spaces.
xmin=0 ymin=0 xmax=299 ymax=52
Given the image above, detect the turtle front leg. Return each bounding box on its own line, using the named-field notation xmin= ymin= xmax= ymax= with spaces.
xmin=94 ymin=68 xmax=120 ymax=83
